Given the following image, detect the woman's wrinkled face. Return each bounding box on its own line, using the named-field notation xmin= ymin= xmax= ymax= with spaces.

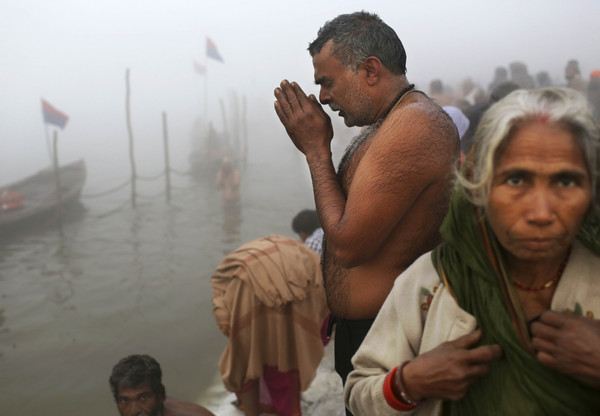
xmin=486 ymin=121 xmax=592 ymax=264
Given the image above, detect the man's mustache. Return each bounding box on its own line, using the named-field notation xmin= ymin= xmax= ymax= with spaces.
xmin=329 ymin=103 xmax=341 ymax=111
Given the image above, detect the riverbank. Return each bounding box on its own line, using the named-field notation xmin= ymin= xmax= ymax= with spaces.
xmin=200 ymin=343 xmax=346 ymax=416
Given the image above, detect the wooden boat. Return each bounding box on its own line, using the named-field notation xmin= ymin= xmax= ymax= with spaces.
xmin=0 ymin=159 xmax=86 ymax=228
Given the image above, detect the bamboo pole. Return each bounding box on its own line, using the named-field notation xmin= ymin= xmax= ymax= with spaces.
xmin=242 ymin=94 xmax=248 ymax=163
xmin=125 ymin=68 xmax=137 ymax=208
xmin=204 ymin=52 xmax=209 ymax=138
xmin=229 ymin=90 xmax=239 ymax=157
xmin=162 ymin=111 xmax=171 ymax=203
xmin=52 ymin=130 xmax=63 ymax=230
xmin=219 ymin=98 xmax=229 ymax=149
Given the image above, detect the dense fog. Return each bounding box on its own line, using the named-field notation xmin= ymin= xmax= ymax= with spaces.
xmin=1 ymin=0 xmax=598 ymax=187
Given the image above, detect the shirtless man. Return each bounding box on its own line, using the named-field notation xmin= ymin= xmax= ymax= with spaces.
xmin=274 ymin=11 xmax=458 ymax=410
xmin=109 ymin=354 xmax=215 ymax=416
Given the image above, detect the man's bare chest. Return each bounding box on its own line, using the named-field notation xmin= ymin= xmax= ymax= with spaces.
xmin=338 ymin=138 xmax=373 ymax=192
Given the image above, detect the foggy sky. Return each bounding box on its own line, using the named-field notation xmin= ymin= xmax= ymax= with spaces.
xmin=1 ymin=0 xmax=599 ymax=185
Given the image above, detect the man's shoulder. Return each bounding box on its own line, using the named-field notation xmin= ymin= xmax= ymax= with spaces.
xmin=164 ymin=397 xmax=215 ymax=416
xmin=379 ymin=95 xmax=458 ymax=145
xmin=388 ymin=92 xmax=453 ymax=124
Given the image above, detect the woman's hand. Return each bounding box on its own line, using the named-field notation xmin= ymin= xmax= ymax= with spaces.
xmin=532 ymin=310 xmax=600 ymax=388
xmin=400 ymin=330 xmax=503 ymax=401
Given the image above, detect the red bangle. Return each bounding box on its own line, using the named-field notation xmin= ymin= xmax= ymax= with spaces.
xmin=383 ymin=366 xmax=417 ymax=411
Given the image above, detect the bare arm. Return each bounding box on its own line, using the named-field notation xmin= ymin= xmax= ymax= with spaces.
xmin=531 ymin=310 xmax=600 ymax=388
xmin=274 ymin=79 xmax=346 ymax=252
xmin=275 ymin=82 xmax=454 ymax=267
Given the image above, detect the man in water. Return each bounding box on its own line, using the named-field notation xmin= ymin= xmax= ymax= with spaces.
xmin=215 ymin=158 xmax=240 ymax=204
xmin=274 ymin=11 xmax=458 ymax=413
xmin=109 ymin=354 xmax=215 ymax=416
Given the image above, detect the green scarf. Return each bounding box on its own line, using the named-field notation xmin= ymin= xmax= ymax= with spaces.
xmin=433 ymin=187 xmax=600 ymax=415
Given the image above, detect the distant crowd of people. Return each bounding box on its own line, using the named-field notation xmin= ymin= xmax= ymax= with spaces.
xmin=110 ymin=10 xmax=600 ymax=416
xmin=428 ymin=58 xmax=600 ymax=158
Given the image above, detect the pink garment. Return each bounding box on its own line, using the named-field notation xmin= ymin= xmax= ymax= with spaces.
xmin=235 ymin=366 xmax=301 ymax=416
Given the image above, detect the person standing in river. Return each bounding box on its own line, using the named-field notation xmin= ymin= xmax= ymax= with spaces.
xmin=274 ymin=11 xmax=458 ymax=415
xmin=215 ymin=157 xmax=241 ymax=204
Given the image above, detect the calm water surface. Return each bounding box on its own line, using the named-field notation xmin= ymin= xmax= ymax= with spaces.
xmin=0 ymin=136 xmax=317 ymax=415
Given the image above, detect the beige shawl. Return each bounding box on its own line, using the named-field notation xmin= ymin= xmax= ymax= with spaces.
xmin=211 ymin=234 xmax=329 ymax=392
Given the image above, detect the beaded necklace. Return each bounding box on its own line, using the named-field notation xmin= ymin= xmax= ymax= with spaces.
xmin=512 ymin=247 xmax=571 ymax=292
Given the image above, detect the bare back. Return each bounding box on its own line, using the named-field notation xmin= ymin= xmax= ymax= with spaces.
xmin=323 ymin=91 xmax=459 ymax=319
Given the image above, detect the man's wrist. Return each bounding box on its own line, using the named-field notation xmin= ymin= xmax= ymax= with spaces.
xmin=305 ymin=147 xmax=332 ymax=165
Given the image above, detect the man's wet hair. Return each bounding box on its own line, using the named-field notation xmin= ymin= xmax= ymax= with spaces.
xmin=109 ymin=354 xmax=166 ymax=401
xmin=308 ymin=11 xmax=407 ymax=75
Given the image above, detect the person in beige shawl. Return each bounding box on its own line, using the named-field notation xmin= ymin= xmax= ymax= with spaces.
xmin=211 ymin=234 xmax=330 ymax=416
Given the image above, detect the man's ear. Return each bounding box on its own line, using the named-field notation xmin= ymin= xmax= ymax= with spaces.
xmin=362 ymin=56 xmax=382 ymax=86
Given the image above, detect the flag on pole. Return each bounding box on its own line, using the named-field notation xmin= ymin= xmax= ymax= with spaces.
xmin=194 ymin=60 xmax=207 ymax=75
xmin=206 ymin=37 xmax=224 ymax=62
xmin=41 ymin=99 xmax=69 ymax=129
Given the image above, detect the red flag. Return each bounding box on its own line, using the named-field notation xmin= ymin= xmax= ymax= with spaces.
xmin=41 ymin=99 xmax=69 ymax=129
xmin=206 ymin=37 xmax=224 ymax=62
xmin=194 ymin=60 xmax=206 ymax=75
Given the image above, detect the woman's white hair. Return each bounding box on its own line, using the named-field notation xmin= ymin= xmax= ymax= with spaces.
xmin=456 ymin=87 xmax=600 ymax=211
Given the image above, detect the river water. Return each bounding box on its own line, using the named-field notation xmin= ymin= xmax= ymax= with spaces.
xmin=0 ymin=127 xmax=345 ymax=415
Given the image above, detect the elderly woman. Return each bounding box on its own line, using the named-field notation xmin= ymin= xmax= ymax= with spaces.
xmin=344 ymin=87 xmax=600 ymax=415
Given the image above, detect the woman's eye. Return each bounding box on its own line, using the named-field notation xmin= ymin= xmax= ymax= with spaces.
xmin=557 ymin=177 xmax=576 ymax=187
xmin=506 ymin=176 xmax=523 ymax=186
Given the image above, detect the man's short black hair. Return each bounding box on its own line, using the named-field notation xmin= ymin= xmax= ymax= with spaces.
xmin=292 ymin=209 xmax=321 ymax=234
xmin=308 ymin=11 xmax=407 ymax=75
xmin=109 ymin=354 xmax=166 ymax=401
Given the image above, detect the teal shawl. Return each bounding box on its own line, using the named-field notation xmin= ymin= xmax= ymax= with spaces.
xmin=433 ymin=186 xmax=600 ymax=415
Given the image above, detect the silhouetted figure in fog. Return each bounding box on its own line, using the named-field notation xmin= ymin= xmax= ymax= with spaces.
xmin=565 ymin=59 xmax=588 ymax=96
xmin=588 ymin=70 xmax=600 ymax=124
xmin=215 ymin=158 xmax=240 ymax=204
xmin=509 ymin=61 xmax=535 ymax=89
xmin=460 ymin=81 xmax=520 ymax=154
xmin=488 ymin=66 xmax=508 ymax=93
xmin=536 ymin=70 xmax=553 ymax=88
xmin=428 ymin=79 xmax=453 ymax=106
xmin=461 ymin=77 xmax=486 ymax=106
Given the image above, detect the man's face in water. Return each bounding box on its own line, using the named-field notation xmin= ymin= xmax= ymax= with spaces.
xmin=115 ymin=380 xmax=164 ymax=416
xmin=312 ymin=40 xmax=374 ymax=127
